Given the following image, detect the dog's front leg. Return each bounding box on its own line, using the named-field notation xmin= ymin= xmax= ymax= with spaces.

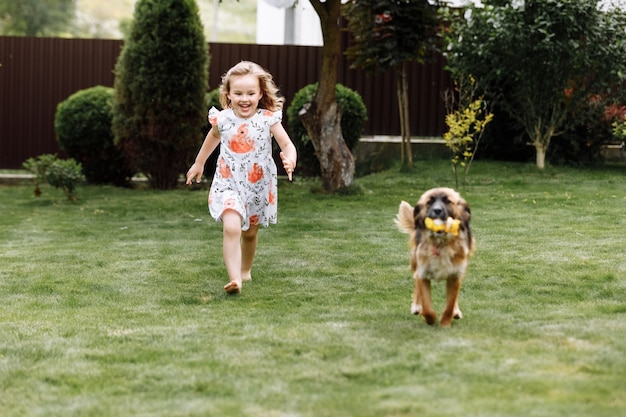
xmin=417 ymin=278 xmax=437 ymax=325
xmin=441 ymin=278 xmax=462 ymax=327
xmin=411 ymin=275 xmax=422 ymax=315
xmin=453 ymin=300 xmax=463 ymax=320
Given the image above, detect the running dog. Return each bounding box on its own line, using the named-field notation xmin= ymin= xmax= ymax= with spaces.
xmin=395 ymin=187 xmax=474 ymax=327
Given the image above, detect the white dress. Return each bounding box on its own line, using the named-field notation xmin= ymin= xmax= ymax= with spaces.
xmin=207 ymin=106 xmax=281 ymax=231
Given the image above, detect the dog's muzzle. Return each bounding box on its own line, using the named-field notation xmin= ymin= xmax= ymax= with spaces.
xmin=427 ymin=200 xmax=448 ymax=220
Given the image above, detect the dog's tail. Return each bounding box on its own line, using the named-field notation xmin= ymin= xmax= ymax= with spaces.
xmin=395 ymin=201 xmax=415 ymax=234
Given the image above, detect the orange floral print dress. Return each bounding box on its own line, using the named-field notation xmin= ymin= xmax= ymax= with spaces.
xmin=207 ymin=107 xmax=281 ymax=231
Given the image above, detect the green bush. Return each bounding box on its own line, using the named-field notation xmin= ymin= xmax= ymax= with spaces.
xmin=199 ymin=88 xmax=222 ymax=179
xmin=22 ymin=154 xmax=57 ymax=197
xmin=22 ymin=154 xmax=83 ymax=201
xmin=45 ymin=158 xmax=84 ymax=201
xmin=287 ymin=83 xmax=367 ymax=177
xmin=206 ymin=87 xmax=221 ymax=112
xmin=55 ymin=86 xmax=133 ymax=186
xmin=549 ymin=101 xmax=610 ymax=166
xmin=112 ymin=0 xmax=209 ymax=190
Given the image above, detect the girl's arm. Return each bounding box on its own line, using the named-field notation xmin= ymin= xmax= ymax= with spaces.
xmin=271 ymin=123 xmax=297 ymax=181
xmin=186 ymin=126 xmax=221 ymax=184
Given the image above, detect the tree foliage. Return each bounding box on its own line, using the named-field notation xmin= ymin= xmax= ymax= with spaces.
xmin=344 ymin=0 xmax=441 ymax=170
xmin=444 ymin=0 xmax=626 ymax=169
xmin=344 ymin=0 xmax=440 ymax=72
xmin=0 ymin=0 xmax=75 ymax=36
xmin=112 ymin=0 xmax=208 ymax=189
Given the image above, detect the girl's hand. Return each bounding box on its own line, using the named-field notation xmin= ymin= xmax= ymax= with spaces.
xmin=279 ymin=152 xmax=295 ymax=181
xmin=186 ymin=163 xmax=204 ymax=185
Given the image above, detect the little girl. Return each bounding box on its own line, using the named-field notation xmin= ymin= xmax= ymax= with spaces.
xmin=186 ymin=61 xmax=297 ymax=294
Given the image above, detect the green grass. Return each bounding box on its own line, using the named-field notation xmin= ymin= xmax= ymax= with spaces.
xmin=1 ymin=161 xmax=625 ymax=417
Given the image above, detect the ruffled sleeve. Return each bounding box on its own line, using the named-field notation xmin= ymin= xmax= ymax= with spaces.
xmin=269 ymin=109 xmax=282 ymax=126
xmin=208 ymin=106 xmax=219 ymax=127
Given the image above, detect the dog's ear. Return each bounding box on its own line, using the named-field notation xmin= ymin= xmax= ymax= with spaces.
xmin=459 ymin=199 xmax=471 ymax=224
xmin=413 ymin=203 xmax=425 ymax=230
xmin=413 ymin=203 xmax=424 ymax=243
xmin=458 ymin=198 xmax=473 ymax=250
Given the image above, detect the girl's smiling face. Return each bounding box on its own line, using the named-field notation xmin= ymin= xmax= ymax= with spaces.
xmin=227 ymin=74 xmax=263 ymax=119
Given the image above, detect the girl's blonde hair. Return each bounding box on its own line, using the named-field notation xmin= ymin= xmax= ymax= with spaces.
xmin=219 ymin=61 xmax=284 ymax=112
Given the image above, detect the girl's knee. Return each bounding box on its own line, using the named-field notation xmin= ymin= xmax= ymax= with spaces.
xmin=222 ymin=210 xmax=242 ymax=236
xmin=242 ymin=225 xmax=259 ymax=241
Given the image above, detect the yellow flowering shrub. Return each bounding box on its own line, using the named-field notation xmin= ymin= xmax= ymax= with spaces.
xmin=443 ymin=75 xmax=493 ymax=188
xmin=612 ymin=119 xmax=626 ymax=141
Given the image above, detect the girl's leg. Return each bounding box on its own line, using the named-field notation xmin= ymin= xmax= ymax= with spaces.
xmin=221 ymin=210 xmax=242 ymax=293
xmin=241 ymin=224 xmax=259 ymax=281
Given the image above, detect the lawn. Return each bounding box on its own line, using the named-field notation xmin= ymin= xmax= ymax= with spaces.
xmin=0 ymin=161 xmax=624 ymax=417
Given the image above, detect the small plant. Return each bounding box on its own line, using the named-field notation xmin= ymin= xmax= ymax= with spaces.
xmin=443 ymin=75 xmax=493 ymax=188
xmin=45 ymin=158 xmax=84 ymax=201
xmin=22 ymin=154 xmax=83 ymax=200
xmin=22 ymin=153 xmax=57 ymax=197
xmin=612 ymin=118 xmax=626 ymax=142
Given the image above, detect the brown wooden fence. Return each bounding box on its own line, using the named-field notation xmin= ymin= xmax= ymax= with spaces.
xmin=0 ymin=36 xmax=453 ymax=169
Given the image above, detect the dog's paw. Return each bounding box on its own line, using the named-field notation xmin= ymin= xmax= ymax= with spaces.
xmin=453 ymin=307 xmax=463 ymax=320
xmin=424 ymin=311 xmax=438 ymax=325
xmin=410 ymin=303 xmax=422 ymax=315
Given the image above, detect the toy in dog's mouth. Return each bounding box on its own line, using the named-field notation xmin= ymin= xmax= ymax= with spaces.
xmin=424 ymin=217 xmax=460 ymax=236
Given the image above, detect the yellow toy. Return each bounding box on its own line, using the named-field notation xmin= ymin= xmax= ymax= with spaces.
xmin=424 ymin=217 xmax=461 ymax=236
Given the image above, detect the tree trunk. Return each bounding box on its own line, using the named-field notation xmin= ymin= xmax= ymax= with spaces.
xmin=528 ymin=124 xmax=553 ymax=170
xmin=304 ymin=0 xmax=355 ymax=192
xmin=300 ymin=101 xmax=354 ymax=191
xmin=396 ymin=63 xmax=413 ymax=170
xmin=534 ymin=142 xmax=547 ymax=170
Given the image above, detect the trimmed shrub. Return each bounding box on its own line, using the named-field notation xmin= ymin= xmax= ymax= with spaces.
xmin=287 ymin=83 xmax=367 ymax=177
xmin=112 ymin=0 xmax=209 ymax=190
xmin=55 ymin=86 xmax=133 ymax=186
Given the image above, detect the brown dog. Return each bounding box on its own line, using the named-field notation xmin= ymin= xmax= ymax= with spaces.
xmin=395 ymin=188 xmax=475 ymax=327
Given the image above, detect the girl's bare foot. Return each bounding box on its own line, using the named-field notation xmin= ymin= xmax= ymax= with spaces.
xmin=242 ymin=272 xmax=252 ymax=282
xmin=224 ymin=281 xmax=241 ymax=294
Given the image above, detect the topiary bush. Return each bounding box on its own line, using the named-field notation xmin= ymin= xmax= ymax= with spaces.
xmin=55 ymin=86 xmax=133 ymax=186
xmin=112 ymin=0 xmax=209 ymax=190
xmin=287 ymin=83 xmax=367 ymax=177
